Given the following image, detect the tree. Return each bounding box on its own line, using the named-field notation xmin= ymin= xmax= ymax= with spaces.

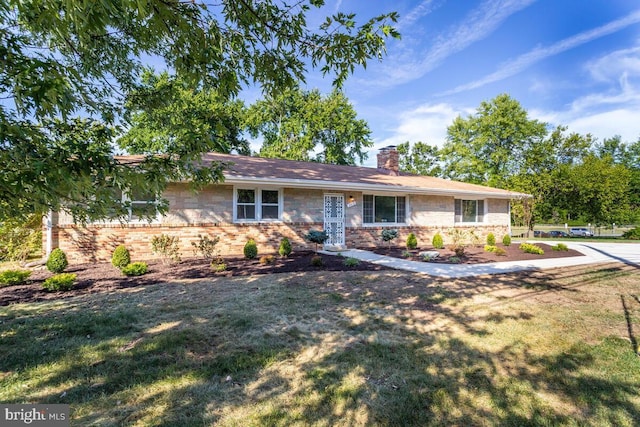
xmin=397 ymin=141 xmax=442 ymax=175
xmin=1 ymin=1 xmax=399 ymax=221
xmin=246 ymin=88 xmax=373 ymax=165
xmin=119 ymin=71 xmax=249 ymax=156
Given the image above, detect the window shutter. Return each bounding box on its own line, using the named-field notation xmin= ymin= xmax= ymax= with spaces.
xmin=454 ymin=199 xmax=462 ymax=223
xmin=477 ymin=200 xmax=485 ymax=223
xmin=363 ymin=195 xmax=373 ymax=223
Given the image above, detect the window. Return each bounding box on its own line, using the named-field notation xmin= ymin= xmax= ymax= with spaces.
xmin=234 ymin=188 xmax=282 ymax=221
xmin=129 ymin=188 xmax=158 ymax=221
xmin=363 ymin=195 xmax=406 ymax=224
xmin=455 ymin=199 xmax=484 ymax=223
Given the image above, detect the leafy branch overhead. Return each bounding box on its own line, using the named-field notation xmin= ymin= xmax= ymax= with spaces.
xmin=0 ymin=0 xmax=400 ymax=221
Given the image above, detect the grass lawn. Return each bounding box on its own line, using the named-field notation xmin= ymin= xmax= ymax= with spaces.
xmin=1 ymin=264 xmax=640 ymax=426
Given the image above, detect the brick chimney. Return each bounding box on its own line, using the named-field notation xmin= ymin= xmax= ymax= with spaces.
xmin=377 ymin=146 xmax=399 ymax=175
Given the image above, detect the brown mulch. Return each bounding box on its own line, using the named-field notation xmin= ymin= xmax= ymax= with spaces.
xmin=371 ymin=242 xmax=584 ymax=264
xmin=1 ymin=243 xmax=585 ymax=306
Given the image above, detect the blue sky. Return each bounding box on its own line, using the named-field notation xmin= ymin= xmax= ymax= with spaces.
xmin=295 ymin=0 xmax=640 ymax=166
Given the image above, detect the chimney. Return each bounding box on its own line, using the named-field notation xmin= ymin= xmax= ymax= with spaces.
xmin=377 ymin=146 xmax=399 ymax=175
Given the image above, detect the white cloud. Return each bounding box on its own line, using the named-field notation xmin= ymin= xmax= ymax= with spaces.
xmin=442 ymin=9 xmax=640 ymax=95
xmin=586 ymin=44 xmax=640 ymax=82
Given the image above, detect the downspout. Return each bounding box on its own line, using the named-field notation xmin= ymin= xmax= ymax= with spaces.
xmin=508 ymin=200 xmax=512 ymax=236
xmin=45 ymin=210 xmax=53 ymax=257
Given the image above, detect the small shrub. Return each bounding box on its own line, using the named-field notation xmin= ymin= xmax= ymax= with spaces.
xmin=343 ymin=257 xmax=360 ymax=267
xmin=484 ymin=245 xmax=498 ymax=253
xmin=552 ymin=243 xmax=569 ymax=251
xmin=519 ymin=243 xmax=544 ymax=255
xmin=259 ymin=255 xmax=275 ymax=265
xmin=111 ymin=245 xmax=131 ymax=269
xmin=502 ymin=234 xmax=512 ymax=246
xmin=191 ymin=234 xmax=220 ymax=260
xmin=0 ymin=215 xmax=42 ymax=262
xmin=450 ymin=245 xmax=465 ymax=257
xmin=42 ymin=273 xmax=76 ymax=292
xmin=310 ymin=255 xmax=324 ymax=267
xmin=422 ymin=254 xmax=434 ymax=262
xmin=151 ymin=234 xmax=181 ymax=264
xmin=46 ymin=248 xmax=68 ymax=273
xmin=211 ymin=258 xmax=227 ymax=272
xmin=278 ymin=237 xmax=292 ymax=257
xmin=381 ymin=229 xmax=399 ymax=248
xmin=449 ymin=256 xmax=461 ymax=263
xmin=493 ymin=247 xmax=507 ymax=256
xmin=0 ymin=269 xmax=31 ymax=286
xmin=305 ymin=230 xmax=329 ymax=253
xmin=432 ymin=233 xmax=444 ymax=249
xmin=244 ymin=239 xmax=258 ymax=259
xmin=121 ymin=262 xmax=148 ymax=276
xmin=402 ymin=250 xmax=413 ymax=258
xmin=406 ymin=233 xmax=418 ymax=250
xmin=622 ymin=227 xmax=640 ymax=240
xmin=486 ymin=233 xmax=496 ymax=246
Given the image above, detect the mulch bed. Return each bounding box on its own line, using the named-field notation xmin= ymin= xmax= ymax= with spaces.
xmin=371 ymin=242 xmax=584 ymax=264
xmin=1 ymin=243 xmax=585 ymax=306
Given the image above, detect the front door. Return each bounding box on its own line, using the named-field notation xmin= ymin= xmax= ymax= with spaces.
xmin=323 ymin=194 xmax=345 ymax=247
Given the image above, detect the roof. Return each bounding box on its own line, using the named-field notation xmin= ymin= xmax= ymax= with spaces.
xmin=117 ymin=152 xmax=529 ymax=199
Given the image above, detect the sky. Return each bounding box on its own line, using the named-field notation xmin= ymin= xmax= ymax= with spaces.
xmin=291 ymin=0 xmax=640 ymax=166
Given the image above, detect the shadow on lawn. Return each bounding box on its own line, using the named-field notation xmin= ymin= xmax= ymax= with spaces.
xmin=1 ymin=265 xmax=639 ymax=425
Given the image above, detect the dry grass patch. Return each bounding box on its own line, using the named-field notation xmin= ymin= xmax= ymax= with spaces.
xmin=1 ymin=265 xmax=639 ymax=426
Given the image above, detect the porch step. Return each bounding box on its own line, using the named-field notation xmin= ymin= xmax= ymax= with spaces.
xmin=323 ymin=244 xmax=348 ymax=252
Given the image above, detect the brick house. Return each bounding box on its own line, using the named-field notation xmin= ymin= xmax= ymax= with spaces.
xmin=46 ymin=147 xmax=527 ymax=262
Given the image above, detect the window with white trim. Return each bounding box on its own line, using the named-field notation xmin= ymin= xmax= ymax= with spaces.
xmin=363 ymin=195 xmax=406 ymax=224
xmin=97 ymin=187 xmax=159 ymax=223
xmin=454 ymin=199 xmax=485 ymax=223
xmin=234 ymin=188 xmax=282 ymax=221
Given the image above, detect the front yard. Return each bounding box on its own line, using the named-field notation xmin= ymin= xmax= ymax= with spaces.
xmin=1 ymin=263 xmax=639 ymax=426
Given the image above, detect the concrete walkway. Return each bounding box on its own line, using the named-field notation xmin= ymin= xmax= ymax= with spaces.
xmin=321 ymin=241 xmax=640 ymax=278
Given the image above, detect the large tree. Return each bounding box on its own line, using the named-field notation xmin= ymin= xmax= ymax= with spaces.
xmin=0 ymin=0 xmax=399 ymax=221
xmin=397 ymin=141 xmax=442 ymax=176
xmin=246 ymin=87 xmax=373 ymax=165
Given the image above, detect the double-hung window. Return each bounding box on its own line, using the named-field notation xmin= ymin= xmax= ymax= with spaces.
xmin=363 ymin=195 xmax=406 ymax=224
xmin=454 ymin=199 xmax=484 ymax=223
xmin=235 ymin=188 xmax=281 ymax=221
xmin=97 ymin=187 xmax=159 ymax=223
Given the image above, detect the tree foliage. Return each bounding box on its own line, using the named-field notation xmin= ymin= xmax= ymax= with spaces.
xmin=1 ymin=0 xmax=399 ymax=221
xmin=246 ymin=87 xmax=373 ymax=165
xmin=397 ymin=141 xmax=441 ymax=176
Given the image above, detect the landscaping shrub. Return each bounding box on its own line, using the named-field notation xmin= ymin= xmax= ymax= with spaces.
xmin=452 ymin=245 xmax=465 ymax=257
xmin=484 ymin=245 xmax=498 ymax=253
xmin=519 ymin=243 xmax=544 ymax=255
xmin=310 ymin=255 xmax=324 ymax=267
xmin=121 ymin=262 xmax=148 ymax=276
xmin=0 ymin=215 xmax=42 ymax=262
xmin=343 ymin=257 xmax=360 ymax=267
xmin=191 ymin=234 xmax=220 ymax=260
xmin=449 ymin=256 xmax=461 ymax=263
xmin=111 ymin=245 xmax=131 ymax=269
xmin=622 ymin=227 xmax=640 ymax=240
xmin=502 ymin=234 xmax=512 ymax=246
xmin=42 ymin=273 xmax=76 ymax=291
xmin=552 ymin=243 xmax=569 ymax=251
xmin=432 ymin=233 xmax=444 ymax=249
xmin=0 ymin=270 xmax=31 ymax=286
xmin=486 ymin=233 xmax=496 ymax=246
xmin=211 ymin=261 xmax=227 ymax=272
xmin=381 ymin=229 xmax=398 ymax=248
xmin=493 ymin=247 xmax=507 ymax=256
xmin=259 ymin=255 xmax=275 ymax=265
xmin=402 ymin=250 xmax=413 ymax=258
xmin=406 ymin=233 xmax=418 ymax=250
xmin=278 ymin=237 xmax=292 ymax=257
xmin=305 ymin=230 xmax=328 ymax=253
xmin=244 ymin=239 xmax=258 ymax=259
xmin=46 ymin=248 xmax=68 ymax=273
xmin=151 ymin=234 xmax=181 ymax=264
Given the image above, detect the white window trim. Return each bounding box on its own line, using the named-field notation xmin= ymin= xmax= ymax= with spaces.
xmin=362 ymin=193 xmax=408 ymax=227
xmin=455 ymin=198 xmax=487 ymax=225
xmin=233 ymin=187 xmax=283 ymax=223
xmin=91 ymin=191 xmax=160 ymax=224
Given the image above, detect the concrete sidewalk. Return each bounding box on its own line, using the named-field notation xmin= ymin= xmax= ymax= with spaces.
xmin=321 ymin=242 xmax=627 ymax=278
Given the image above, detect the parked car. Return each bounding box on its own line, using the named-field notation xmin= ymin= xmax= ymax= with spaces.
xmin=548 ymin=230 xmax=569 ymax=238
xmin=533 ymin=230 xmax=548 ymax=237
xmin=569 ymin=227 xmax=593 ymax=237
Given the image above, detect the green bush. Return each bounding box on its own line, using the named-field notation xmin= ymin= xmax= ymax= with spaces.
xmin=121 ymin=262 xmax=148 ymax=276
xmin=519 ymin=243 xmax=544 ymax=255
xmin=211 ymin=261 xmax=227 ymax=272
xmin=46 ymin=248 xmax=68 ymax=273
xmin=343 ymin=257 xmax=360 ymax=267
xmin=622 ymin=227 xmax=640 ymax=240
xmin=0 ymin=215 xmax=42 ymax=262
xmin=244 ymin=239 xmax=258 ymax=259
xmin=493 ymin=247 xmax=507 ymax=256
xmin=432 ymin=233 xmax=444 ymax=249
xmin=43 ymin=273 xmax=76 ymax=291
xmin=310 ymin=255 xmax=324 ymax=267
xmin=406 ymin=233 xmax=418 ymax=250
xmin=502 ymin=234 xmax=512 ymax=246
xmin=151 ymin=234 xmax=181 ymax=264
xmin=305 ymin=230 xmax=329 ymax=253
xmin=484 ymin=245 xmax=498 ymax=253
xmin=0 ymin=269 xmax=31 ymax=286
xmin=191 ymin=234 xmax=220 ymax=260
xmin=111 ymin=245 xmax=131 ymax=269
xmin=259 ymin=255 xmax=275 ymax=265
xmin=278 ymin=237 xmax=292 ymax=257
xmin=486 ymin=233 xmax=496 ymax=246
xmin=449 ymin=256 xmax=461 ymax=263
xmin=552 ymin=243 xmax=569 ymax=251
xmin=381 ymin=229 xmax=399 ymax=248
xmin=402 ymin=250 xmax=413 ymax=258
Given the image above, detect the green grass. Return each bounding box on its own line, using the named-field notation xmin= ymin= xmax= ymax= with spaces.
xmin=1 ymin=265 xmax=640 ymax=426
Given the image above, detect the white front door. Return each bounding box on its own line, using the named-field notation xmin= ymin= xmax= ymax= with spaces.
xmin=323 ymin=194 xmax=345 ymax=247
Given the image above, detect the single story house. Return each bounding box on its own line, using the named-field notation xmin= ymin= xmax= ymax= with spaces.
xmin=46 ymin=146 xmax=528 ymax=262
